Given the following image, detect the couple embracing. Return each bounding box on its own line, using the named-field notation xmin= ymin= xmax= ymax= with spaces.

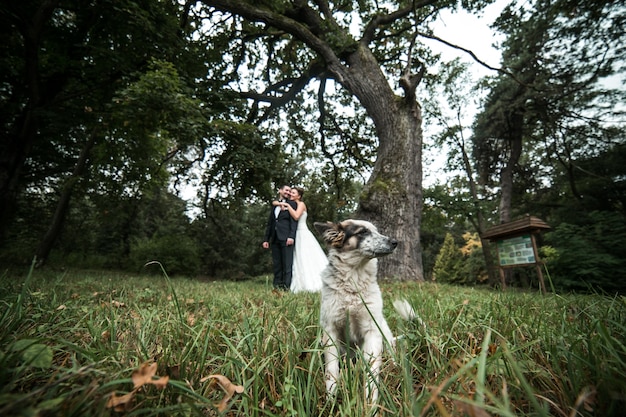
xmin=262 ymin=184 xmax=328 ymax=292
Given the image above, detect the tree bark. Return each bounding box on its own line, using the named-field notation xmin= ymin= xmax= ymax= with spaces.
xmin=355 ymin=100 xmax=423 ymax=280
xmin=343 ymin=48 xmax=423 ymax=281
xmin=498 ymin=117 xmax=523 ymax=287
xmin=455 ymin=127 xmax=499 ymax=285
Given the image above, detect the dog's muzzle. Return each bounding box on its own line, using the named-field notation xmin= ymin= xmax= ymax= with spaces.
xmin=374 ymin=238 xmax=397 ymax=256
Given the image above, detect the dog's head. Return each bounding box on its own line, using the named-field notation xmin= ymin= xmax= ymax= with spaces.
xmin=314 ymin=219 xmax=397 ymax=259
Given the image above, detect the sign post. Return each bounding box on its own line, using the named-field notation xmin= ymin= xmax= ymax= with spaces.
xmin=482 ymin=216 xmax=550 ymax=293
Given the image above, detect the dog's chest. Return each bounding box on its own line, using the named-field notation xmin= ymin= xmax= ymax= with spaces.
xmin=321 ymin=281 xmax=383 ymax=334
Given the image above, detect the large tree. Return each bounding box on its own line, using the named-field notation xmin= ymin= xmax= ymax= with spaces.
xmin=0 ymin=0 xmax=193 ymax=260
xmin=196 ymin=0 xmax=496 ymax=280
xmin=1 ymin=0 xmax=279 ymax=265
xmin=473 ymin=0 xmax=625 ymax=223
xmin=420 ymin=0 xmax=625 ymax=289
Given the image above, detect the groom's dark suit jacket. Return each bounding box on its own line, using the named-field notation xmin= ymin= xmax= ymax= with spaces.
xmin=264 ymin=200 xmax=298 ymax=243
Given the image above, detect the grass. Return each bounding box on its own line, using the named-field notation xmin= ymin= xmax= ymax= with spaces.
xmin=0 ymin=264 xmax=625 ymax=416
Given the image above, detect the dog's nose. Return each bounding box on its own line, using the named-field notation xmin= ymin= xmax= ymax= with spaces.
xmin=390 ymin=239 xmax=398 ymax=248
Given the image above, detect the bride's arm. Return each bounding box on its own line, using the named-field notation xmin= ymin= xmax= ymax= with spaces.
xmin=284 ymin=201 xmax=305 ymax=220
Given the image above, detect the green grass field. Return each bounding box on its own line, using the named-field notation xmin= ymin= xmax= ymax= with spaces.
xmin=1 ymin=264 xmax=624 ymax=416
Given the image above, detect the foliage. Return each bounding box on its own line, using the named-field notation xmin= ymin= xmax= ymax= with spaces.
xmin=545 ymin=211 xmax=626 ymax=293
xmin=475 ymin=0 xmax=625 ymax=188
xmin=433 ymin=233 xmax=460 ymax=283
xmin=189 ymin=202 xmax=270 ymax=280
xmin=458 ymin=232 xmax=489 ymax=284
xmin=130 ymin=235 xmax=201 ymax=277
xmin=0 ymin=0 xmax=275 ymax=265
xmin=0 ymin=268 xmax=625 ymax=416
xmin=94 ymin=59 xmax=209 ymax=196
xmin=421 ymin=0 xmax=625 ymax=292
xmin=433 ymin=232 xmax=488 ymax=285
xmin=1 ymin=0 xmax=192 ymax=227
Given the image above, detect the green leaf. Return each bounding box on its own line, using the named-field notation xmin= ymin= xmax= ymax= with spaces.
xmin=11 ymin=339 xmax=53 ymax=369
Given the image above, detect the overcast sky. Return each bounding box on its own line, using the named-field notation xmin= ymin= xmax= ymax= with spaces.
xmin=422 ymin=0 xmax=507 ymax=186
xmin=430 ymin=0 xmax=507 ymax=79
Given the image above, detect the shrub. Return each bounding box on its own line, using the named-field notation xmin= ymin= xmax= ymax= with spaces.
xmin=129 ymin=234 xmax=200 ymax=276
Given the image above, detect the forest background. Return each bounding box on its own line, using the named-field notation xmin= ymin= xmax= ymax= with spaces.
xmin=1 ymin=0 xmax=624 ymax=294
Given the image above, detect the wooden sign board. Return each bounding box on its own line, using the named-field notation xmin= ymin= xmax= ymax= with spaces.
xmin=497 ymin=234 xmax=536 ymax=266
xmin=482 ymin=216 xmax=550 ymax=293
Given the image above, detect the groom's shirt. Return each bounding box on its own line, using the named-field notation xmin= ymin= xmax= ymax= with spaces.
xmin=274 ymin=199 xmax=283 ymax=218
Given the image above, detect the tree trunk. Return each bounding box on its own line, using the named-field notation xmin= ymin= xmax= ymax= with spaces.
xmin=0 ymin=1 xmax=59 ymax=242
xmin=456 ymin=132 xmax=499 ymax=285
xmin=35 ymin=130 xmax=97 ymax=265
xmin=337 ymin=45 xmax=423 ymax=281
xmin=0 ymin=112 xmax=38 ymax=243
xmin=356 ymin=104 xmax=424 ymax=280
xmin=498 ymin=120 xmax=523 ymax=287
xmin=499 ymin=114 xmax=524 ymax=224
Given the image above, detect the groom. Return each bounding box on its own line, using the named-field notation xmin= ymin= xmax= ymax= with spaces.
xmin=262 ymin=184 xmax=298 ymax=291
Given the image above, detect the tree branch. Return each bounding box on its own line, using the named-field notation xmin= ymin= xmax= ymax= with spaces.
xmin=202 ymin=0 xmax=341 ymax=67
xmin=362 ymin=0 xmax=438 ymax=44
xmin=241 ymin=63 xmax=325 ymax=125
xmin=418 ymin=31 xmax=527 ymax=86
xmin=399 ymin=31 xmax=425 ymax=100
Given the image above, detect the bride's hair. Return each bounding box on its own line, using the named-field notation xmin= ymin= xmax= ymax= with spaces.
xmin=293 ymin=186 xmax=305 ymax=199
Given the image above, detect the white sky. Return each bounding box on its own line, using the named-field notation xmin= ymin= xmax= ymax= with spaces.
xmin=421 ymin=0 xmax=507 ymax=186
xmin=429 ymin=1 xmax=506 ymax=74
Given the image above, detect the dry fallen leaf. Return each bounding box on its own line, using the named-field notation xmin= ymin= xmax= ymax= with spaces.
xmin=101 ymin=330 xmax=111 ymax=341
xmin=454 ymin=400 xmax=492 ymax=417
xmin=132 ymin=362 xmax=169 ymax=389
xmin=106 ymin=391 xmax=135 ymax=412
xmin=106 ymin=362 xmax=170 ymax=411
xmin=202 ymin=374 xmax=244 ymax=412
xmin=574 ymin=386 xmax=597 ymax=413
xmin=187 ymin=312 xmax=196 ymax=326
xmin=56 ymin=304 xmax=67 ymax=311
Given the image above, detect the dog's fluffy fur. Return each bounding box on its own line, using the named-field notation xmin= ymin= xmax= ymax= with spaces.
xmin=314 ymin=219 xmax=414 ymax=405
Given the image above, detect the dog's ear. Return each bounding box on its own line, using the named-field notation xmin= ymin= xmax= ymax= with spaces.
xmin=314 ymin=222 xmax=345 ymax=248
xmin=314 ymin=222 xmax=333 ymax=237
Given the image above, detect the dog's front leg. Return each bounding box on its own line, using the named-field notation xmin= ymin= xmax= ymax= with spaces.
xmin=322 ymin=331 xmax=340 ymax=396
xmin=362 ymin=332 xmax=383 ymax=405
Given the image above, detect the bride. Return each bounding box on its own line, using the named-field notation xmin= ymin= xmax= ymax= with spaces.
xmin=275 ymin=187 xmax=327 ymax=293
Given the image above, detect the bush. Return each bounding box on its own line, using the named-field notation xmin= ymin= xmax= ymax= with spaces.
xmin=433 ymin=233 xmax=460 ymax=283
xmin=545 ymin=211 xmax=626 ymax=293
xmin=433 ymin=232 xmax=488 ymax=285
xmin=129 ymin=234 xmax=201 ymax=276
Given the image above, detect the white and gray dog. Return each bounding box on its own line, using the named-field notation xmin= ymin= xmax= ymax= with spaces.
xmin=314 ymin=219 xmax=415 ymax=405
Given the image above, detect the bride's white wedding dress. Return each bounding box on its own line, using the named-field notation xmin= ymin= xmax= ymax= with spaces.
xmin=291 ymin=211 xmax=327 ymax=293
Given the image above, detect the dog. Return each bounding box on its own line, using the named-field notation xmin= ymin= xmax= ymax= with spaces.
xmin=314 ymin=219 xmax=415 ymax=406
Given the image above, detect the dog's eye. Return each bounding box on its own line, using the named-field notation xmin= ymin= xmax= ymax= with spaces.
xmin=355 ymin=228 xmax=369 ymax=236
